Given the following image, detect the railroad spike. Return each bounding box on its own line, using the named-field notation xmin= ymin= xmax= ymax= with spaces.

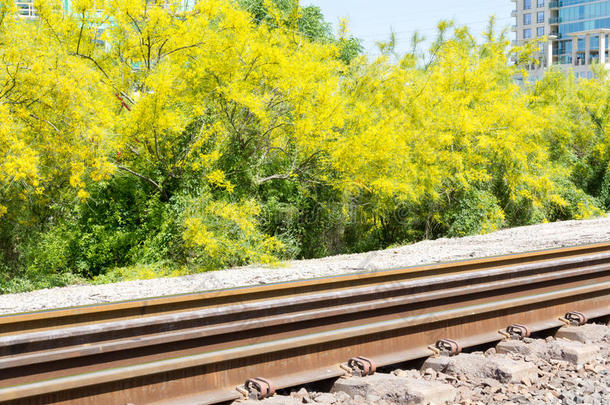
xmin=242 ymin=377 xmax=276 ymax=400
xmin=505 ymin=324 xmax=531 ymax=340
xmin=435 ymin=339 xmax=462 ymax=356
xmin=564 ymin=311 xmax=588 ymax=326
xmin=346 ymin=356 xmax=376 ymax=377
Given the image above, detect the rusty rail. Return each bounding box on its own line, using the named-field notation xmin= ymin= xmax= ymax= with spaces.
xmin=0 ymin=242 xmax=609 ymax=404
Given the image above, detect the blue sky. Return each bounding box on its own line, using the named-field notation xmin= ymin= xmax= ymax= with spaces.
xmin=304 ymin=0 xmax=514 ymax=55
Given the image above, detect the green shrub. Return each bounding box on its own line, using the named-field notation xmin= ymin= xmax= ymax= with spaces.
xmin=599 ymin=166 xmax=610 ymax=210
xmin=444 ymin=190 xmax=505 ymax=237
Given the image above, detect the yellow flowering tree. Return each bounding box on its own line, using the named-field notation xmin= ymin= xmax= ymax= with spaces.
xmin=1 ymin=0 xmax=348 ymax=273
xmin=0 ymin=0 xmax=115 ymax=221
xmin=332 ymin=22 xmax=597 ymax=241
xmin=0 ymin=2 xmax=603 ymax=291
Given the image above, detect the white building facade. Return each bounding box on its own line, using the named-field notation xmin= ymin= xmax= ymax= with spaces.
xmin=512 ymin=0 xmax=610 ymax=79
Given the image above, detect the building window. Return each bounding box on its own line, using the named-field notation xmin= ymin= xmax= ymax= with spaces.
xmin=524 ymin=28 xmax=532 ymax=39
xmin=537 ymin=26 xmax=545 ymax=36
xmin=537 ymin=0 xmax=544 ymax=7
xmin=537 ymin=11 xmax=545 ymax=23
xmin=524 ymin=0 xmax=532 ymax=10
xmin=524 ymin=13 xmax=532 ymax=25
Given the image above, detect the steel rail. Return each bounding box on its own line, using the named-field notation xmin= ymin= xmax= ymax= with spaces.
xmin=0 ymin=243 xmax=609 ymax=404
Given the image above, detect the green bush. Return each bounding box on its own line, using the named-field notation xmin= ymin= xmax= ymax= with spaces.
xmin=599 ymin=166 xmax=610 ymax=210
xmin=444 ymin=190 xmax=505 ymax=237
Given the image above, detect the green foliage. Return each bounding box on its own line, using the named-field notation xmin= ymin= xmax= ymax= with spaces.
xmin=552 ymin=180 xmax=603 ymax=220
xmin=259 ymin=189 xmax=341 ymax=259
xmin=444 ymin=190 xmax=505 ymax=237
xmin=236 ymin=0 xmax=362 ymax=63
xmin=237 ymin=0 xmax=331 ymax=41
xmin=10 ymin=175 xmax=178 ymax=281
xmin=598 ymin=167 xmax=610 ymax=210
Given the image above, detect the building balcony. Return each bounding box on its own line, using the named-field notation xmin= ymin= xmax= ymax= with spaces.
xmin=548 ymin=0 xmax=559 ymax=9
xmin=549 ymin=17 xmax=560 ymax=24
xmin=511 ymin=10 xmax=517 ymax=17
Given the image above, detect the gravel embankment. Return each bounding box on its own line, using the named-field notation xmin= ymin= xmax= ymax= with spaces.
xmin=2 ymin=216 xmax=610 ymax=315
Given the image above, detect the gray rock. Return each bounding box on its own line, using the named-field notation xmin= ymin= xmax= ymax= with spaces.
xmin=555 ymin=325 xmax=610 ymax=344
xmin=422 ymin=353 xmax=538 ymax=383
xmin=333 ymin=391 xmax=351 ymax=403
xmin=497 ymin=338 xmax=600 ymax=365
xmin=313 ymin=393 xmax=337 ymax=404
xmin=331 ymin=373 xmax=456 ymax=404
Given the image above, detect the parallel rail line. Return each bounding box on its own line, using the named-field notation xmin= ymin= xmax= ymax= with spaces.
xmin=0 ymin=243 xmax=609 ymax=404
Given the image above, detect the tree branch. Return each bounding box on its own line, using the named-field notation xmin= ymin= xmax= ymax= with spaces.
xmin=73 ymin=52 xmax=110 ymax=80
xmin=163 ymin=42 xmax=204 ymax=57
xmin=117 ymin=165 xmax=162 ymax=191
xmin=126 ymin=12 xmax=143 ymax=35
xmin=256 ymin=173 xmax=293 ymax=184
xmin=256 ymin=151 xmax=323 ymax=185
xmin=29 ymin=113 xmax=60 ymax=133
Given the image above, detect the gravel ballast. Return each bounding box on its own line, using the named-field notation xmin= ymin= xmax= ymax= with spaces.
xmin=248 ymin=324 xmax=610 ymax=405
xmin=1 ymin=216 xmax=610 ymax=315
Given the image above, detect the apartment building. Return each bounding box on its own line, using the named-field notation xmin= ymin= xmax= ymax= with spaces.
xmin=513 ymin=0 xmax=610 ymax=79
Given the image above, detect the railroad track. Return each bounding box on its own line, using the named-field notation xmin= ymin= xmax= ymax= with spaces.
xmin=1 ymin=243 xmax=609 ymax=405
